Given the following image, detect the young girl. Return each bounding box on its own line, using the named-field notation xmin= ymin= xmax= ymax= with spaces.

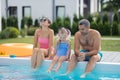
xmin=47 ymin=27 xmax=71 ymax=72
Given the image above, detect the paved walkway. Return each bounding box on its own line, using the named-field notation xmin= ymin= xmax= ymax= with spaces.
xmin=102 ymin=38 xmax=120 ymax=40
xmin=71 ymin=50 xmax=120 ymax=63
xmin=101 ymin=51 xmax=120 ymax=63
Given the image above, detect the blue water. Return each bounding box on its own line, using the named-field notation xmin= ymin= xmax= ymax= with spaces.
xmin=0 ymin=63 xmax=120 ymax=80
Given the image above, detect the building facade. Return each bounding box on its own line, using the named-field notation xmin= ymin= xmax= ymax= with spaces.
xmin=1 ymin=0 xmax=100 ymax=30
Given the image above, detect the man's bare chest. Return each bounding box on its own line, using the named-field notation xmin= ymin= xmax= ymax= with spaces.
xmin=79 ymin=36 xmax=94 ymax=46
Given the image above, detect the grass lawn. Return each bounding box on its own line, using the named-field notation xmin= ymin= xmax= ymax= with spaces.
xmin=0 ymin=36 xmax=120 ymax=51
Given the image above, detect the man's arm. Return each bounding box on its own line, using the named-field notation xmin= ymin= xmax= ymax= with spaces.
xmin=74 ymin=32 xmax=80 ymax=57
xmin=85 ymin=31 xmax=101 ymax=56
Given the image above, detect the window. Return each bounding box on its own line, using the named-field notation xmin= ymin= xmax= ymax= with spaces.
xmin=56 ymin=6 xmax=65 ymax=19
xmin=8 ymin=6 xmax=17 ymax=17
xmin=22 ymin=6 xmax=31 ymax=17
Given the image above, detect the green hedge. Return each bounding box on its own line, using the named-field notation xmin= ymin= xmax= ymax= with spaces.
xmin=0 ymin=27 xmax=20 ymax=39
xmin=2 ymin=17 xmax=6 ymax=30
xmin=27 ymin=27 xmax=38 ymax=36
xmin=7 ymin=16 xmax=18 ymax=29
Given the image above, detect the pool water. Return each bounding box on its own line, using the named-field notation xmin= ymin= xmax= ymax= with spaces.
xmin=0 ymin=61 xmax=120 ymax=80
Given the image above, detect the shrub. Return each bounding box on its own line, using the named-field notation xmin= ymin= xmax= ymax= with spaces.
xmin=91 ymin=22 xmax=98 ymax=30
xmin=20 ymin=29 xmax=27 ymax=37
xmin=112 ymin=22 xmax=119 ymax=35
xmin=2 ymin=17 xmax=6 ymax=30
xmin=71 ymin=21 xmax=78 ymax=35
xmin=103 ymin=22 xmax=111 ymax=35
xmin=34 ymin=19 xmax=39 ymax=27
xmin=64 ymin=16 xmax=71 ymax=31
xmin=21 ymin=18 xmax=25 ymax=29
xmin=97 ymin=22 xmax=103 ymax=35
xmin=27 ymin=27 xmax=38 ymax=36
xmin=27 ymin=17 xmax=33 ymax=28
xmin=79 ymin=15 xmax=84 ymax=20
xmin=56 ymin=17 xmax=63 ymax=28
xmin=73 ymin=14 xmax=78 ymax=23
xmin=95 ymin=14 xmax=102 ymax=23
xmin=50 ymin=21 xmax=58 ymax=34
xmin=113 ymin=12 xmax=119 ymax=23
xmin=87 ymin=14 xmax=93 ymax=23
xmin=118 ymin=24 xmax=120 ymax=36
xmin=102 ymin=13 xmax=109 ymax=24
xmin=0 ymin=27 xmax=20 ymax=39
xmin=7 ymin=16 xmax=18 ymax=29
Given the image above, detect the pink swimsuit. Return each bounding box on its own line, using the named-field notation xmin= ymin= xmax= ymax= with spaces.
xmin=38 ymin=37 xmax=49 ymax=49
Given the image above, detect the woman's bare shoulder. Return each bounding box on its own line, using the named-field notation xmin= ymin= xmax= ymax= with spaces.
xmin=35 ymin=28 xmax=41 ymax=33
xmin=48 ymin=28 xmax=54 ymax=34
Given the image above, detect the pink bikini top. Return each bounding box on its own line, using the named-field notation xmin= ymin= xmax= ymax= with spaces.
xmin=37 ymin=30 xmax=49 ymax=49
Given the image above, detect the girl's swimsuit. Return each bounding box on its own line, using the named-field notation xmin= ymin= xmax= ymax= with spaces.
xmin=56 ymin=42 xmax=69 ymax=56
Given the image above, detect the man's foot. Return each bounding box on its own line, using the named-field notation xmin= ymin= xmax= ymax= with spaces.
xmin=80 ymin=72 xmax=90 ymax=78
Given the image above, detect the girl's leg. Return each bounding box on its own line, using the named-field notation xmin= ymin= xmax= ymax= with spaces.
xmin=55 ymin=56 xmax=67 ymax=72
xmin=31 ymin=48 xmax=39 ymax=69
xmin=47 ymin=56 xmax=59 ymax=72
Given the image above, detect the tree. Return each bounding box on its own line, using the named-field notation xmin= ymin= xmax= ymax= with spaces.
xmin=2 ymin=17 xmax=6 ymax=30
xmin=100 ymin=0 xmax=105 ymax=11
xmin=103 ymin=0 xmax=120 ymax=11
xmin=34 ymin=19 xmax=39 ymax=27
xmin=63 ymin=16 xmax=71 ymax=31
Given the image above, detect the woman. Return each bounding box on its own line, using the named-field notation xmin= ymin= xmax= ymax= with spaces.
xmin=31 ymin=17 xmax=54 ymax=69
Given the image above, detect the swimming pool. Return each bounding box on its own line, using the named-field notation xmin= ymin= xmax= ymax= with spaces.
xmin=0 ymin=57 xmax=120 ymax=80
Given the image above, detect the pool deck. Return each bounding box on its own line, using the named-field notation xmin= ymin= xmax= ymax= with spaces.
xmin=70 ymin=50 xmax=120 ymax=63
xmin=101 ymin=51 xmax=120 ymax=63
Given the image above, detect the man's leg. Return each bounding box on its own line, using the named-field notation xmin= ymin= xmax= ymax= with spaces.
xmin=66 ymin=54 xmax=78 ymax=74
xmin=80 ymin=54 xmax=100 ymax=78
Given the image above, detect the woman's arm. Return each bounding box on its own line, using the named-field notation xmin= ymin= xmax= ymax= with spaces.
xmin=33 ymin=29 xmax=39 ymax=49
xmin=48 ymin=29 xmax=54 ymax=58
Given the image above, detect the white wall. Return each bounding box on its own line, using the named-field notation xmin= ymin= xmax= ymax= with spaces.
xmin=7 ymin=0 xmax=53 ymax=30
xmin=1 ymin=0 xmax=100 ymax=30
xmin=0 ymin=0 xmax=1 ymax=32
xmin=90 ymin=0 xmax=98 ymax=14
xmin=55 ymin=0 xmax=79 ymax=21
xmin=1 ymin=0 xmax=6 ymax=18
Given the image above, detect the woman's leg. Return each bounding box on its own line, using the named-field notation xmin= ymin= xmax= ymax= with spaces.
xmin=31 ymin=48 xmax=39 ymax=69
xmin=55 ymin=56 xmax=67 ymax=72
xmin=47 ymin=55 xmax=59 ymax=72
xmin=35 ymin=49 xmax=44 ymax=69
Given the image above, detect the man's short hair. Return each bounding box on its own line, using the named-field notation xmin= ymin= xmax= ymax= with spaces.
xmin=78 ymin=19 xmax=90 ymax=27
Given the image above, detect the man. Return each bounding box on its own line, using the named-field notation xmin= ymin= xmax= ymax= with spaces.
xmin=66 ymin=19 xmax=102 ymax=78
